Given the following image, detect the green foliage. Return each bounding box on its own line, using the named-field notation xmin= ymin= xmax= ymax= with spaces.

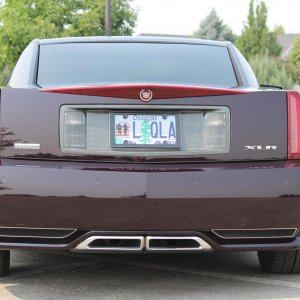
xmin=65 ymin=0 xmax=137 ymax=37
xmin=267 ymin=31 xmax=282 ymax=57
xmin=0 ymin=0 xmax=79 ymax=66
xmin=193 ymin=9 xmax=235 ymax=43
xmin=236 ymin=0 xmax=282 ymax=59
xmin=274 ymin=25 xmax=285 ymax=35
xmin=0 ymin=64 xmax=13 ymax=87
xmin=0 ymin=0 xmax=137 ymax=85
xmin=287 ymin=38 xmax=300 ymax=84
xmin=249 ymin=55 xmax=294 ymax=89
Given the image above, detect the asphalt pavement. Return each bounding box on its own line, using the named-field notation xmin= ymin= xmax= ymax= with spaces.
xmin=0 ymin=250 xmax=300 ymax=299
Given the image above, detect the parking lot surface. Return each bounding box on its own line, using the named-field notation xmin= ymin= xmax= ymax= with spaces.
xmin=0 ymin=250 xmax=300 ymax=299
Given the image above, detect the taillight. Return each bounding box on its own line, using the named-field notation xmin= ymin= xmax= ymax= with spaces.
xmin=288 ymin=91 xmax=300 ymax=159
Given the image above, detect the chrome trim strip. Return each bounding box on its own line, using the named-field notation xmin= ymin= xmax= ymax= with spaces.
xmin=212 ymin=228 xmax=298 ymax=239
xmin=14 ymin=143 xmax=40 ymax=150
xmin=61 ymin=105 xmax=226 ymax=110
xmin=74 ymin=236 xmax=145 ymax=252
xmin=145 ymin=236 xmax=213 ymax=252
xmin=0 ymin=227 xmax=77 ymax=239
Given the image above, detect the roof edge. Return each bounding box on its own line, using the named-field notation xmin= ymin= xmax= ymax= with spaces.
xmin=38 ymin=36 xmax=231 ymax=47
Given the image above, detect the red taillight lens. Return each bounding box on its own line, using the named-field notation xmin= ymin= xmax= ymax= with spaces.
xmin=288 ymin=91 xmax=300 ymax=159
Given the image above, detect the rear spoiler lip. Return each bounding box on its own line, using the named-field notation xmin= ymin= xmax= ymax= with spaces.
xmin=41 ymin=84 xmax=248 ymax=100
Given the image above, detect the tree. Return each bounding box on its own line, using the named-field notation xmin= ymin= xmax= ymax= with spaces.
xmin=249 ymin=55 xmax=294 ymax=89
xmin=287 ymin=38 xmax=300 ymax=84
xmin=0 ymin=0 xmax=137 ymax=85
xmin=0 ymin=0 xmax=81 ymax=66
xmin=236 ymin=0 xmax=282 ymax=59
xmin=140 ymin=121 xmax=151 ymax=144
xmin=274 ymin=25 xmax=285 ymax=36
xmin=267 ymin=30 xmax=282 ymax=58
xmin=193 ymin=9 xmax=235 ymax=43
xmin=0 ymin=64 xmax=13 ymax=87
xmin=65 ymin=0 xmax=137 ymax=37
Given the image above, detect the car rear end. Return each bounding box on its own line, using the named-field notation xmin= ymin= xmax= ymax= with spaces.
xmin=0 ymin=37 xmax=300 ymax=274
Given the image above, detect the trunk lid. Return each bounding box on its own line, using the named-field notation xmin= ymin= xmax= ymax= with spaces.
xmin=0 ymin=86 xmax=287 ymax=163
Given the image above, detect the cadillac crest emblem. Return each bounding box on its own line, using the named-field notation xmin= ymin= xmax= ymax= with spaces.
xmin=139 ymin=89 xmax=153 ymax=102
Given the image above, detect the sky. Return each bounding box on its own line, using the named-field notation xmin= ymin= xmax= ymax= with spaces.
xmin=131 ymin=0 xmax=300 ymax=36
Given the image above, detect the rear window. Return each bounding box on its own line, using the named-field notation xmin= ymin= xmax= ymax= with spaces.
xmin=37 ymin=43 xmax=238 ymax=88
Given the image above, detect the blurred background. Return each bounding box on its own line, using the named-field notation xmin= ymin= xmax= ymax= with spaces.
xmin=0 ymin=0 xmax=299 ymax=90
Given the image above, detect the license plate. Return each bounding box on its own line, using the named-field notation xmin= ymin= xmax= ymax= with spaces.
xmin=110 ymin=113 xmax=180 ymax=148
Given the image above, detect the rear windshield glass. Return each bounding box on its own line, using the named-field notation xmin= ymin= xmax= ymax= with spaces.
xmin=37 ymin=43 xmax=238 ymax=88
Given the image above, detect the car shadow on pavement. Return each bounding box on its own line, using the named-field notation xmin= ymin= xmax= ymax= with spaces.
xmin=0 ymin=250 xmax=300 ymax=300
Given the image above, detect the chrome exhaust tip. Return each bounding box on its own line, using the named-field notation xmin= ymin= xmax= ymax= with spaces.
xmin=73 ymin=236 xmax=145 ymax=253
xmin=145 ymin=236 xmax=213 ymax=252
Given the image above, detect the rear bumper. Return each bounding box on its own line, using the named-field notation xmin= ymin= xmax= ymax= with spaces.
xmin=0 ymin=159 xmax=300 ymax=252
xmin=0 ymin=230 xmax=299 ymax=253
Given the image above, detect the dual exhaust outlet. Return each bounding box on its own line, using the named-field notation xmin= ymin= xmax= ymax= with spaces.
xmin=74 ymin=236 xmax=213 ymax=253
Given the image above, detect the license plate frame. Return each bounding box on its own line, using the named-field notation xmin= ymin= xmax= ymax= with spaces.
xmin=110 ymin=112 xmax=181 ymax=148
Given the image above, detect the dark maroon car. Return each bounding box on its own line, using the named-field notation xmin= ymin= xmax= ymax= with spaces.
xmin=0 ymin=36 xmax=300 ymax=275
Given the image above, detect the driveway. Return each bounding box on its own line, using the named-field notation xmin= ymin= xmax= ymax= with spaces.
xmin=0 ymin=251 xmax=300 ymax=299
